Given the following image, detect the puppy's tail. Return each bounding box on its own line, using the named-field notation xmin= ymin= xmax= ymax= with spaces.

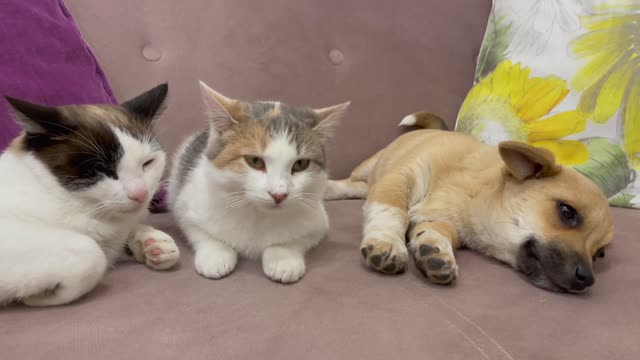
xmin=398 ymin=112 xmax=449 ymax=130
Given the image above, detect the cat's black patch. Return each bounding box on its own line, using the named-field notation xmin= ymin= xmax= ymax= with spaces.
xmin=7 ymin=100 xmax=125 ymax=191
xmin=121 ymin=83 xmax=168 ymax=123
xmin=5 ymin=83 xmax=168 ymax=192
xmin=28 ymin=123 xmax=122 ymax=189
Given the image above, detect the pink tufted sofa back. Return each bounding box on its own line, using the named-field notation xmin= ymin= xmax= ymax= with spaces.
xmin=64 ymin=0 xmax=491 ymax=178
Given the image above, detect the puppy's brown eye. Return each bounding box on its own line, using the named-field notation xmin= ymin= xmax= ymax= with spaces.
xmin=557 ymin=202 xmax=580 ymax=228
xmin=292 ymin=159 xmax=310 ymax=173
xmin=244 ymin=156 xmax=265 ymax=171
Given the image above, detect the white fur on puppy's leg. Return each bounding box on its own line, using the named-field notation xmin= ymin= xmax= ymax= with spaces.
xmin=262 ymin=245 xmax=305 ymax=284
xmin=129 ymin=224 xmax=180 ymax=270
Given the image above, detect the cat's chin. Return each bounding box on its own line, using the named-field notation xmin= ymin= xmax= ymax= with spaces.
xmin=107 ymin=202 xmax=147 ymax=217
xmin=252 ymin=200 xmax=290 ymax=212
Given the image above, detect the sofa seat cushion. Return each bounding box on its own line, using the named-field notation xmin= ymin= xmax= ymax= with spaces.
xmin=2 ymin=201 xmax=638 ymax=359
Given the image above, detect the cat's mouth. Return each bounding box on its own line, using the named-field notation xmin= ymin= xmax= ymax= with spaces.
xmin=121 ymin=201 xmax=145 ymax=213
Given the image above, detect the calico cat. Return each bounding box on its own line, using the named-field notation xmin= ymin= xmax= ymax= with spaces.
xmin=169 ymin=81 xmax=348 ymax=283
xmin=0 ymin=84 xmax=180 ymax=306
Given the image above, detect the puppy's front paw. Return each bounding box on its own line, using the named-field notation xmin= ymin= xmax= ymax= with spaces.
xmin=195 ymin=247 xmax=237 ymax=279
xmin=263 ymin=247 xmax=305 ymax=284
xmin=360 ymin=238 xmax=408 ymax=275
xmin=412 ymin=231 xmax=458 ymax=284
xmin=132 ymin=227 xmax=180 ymax=270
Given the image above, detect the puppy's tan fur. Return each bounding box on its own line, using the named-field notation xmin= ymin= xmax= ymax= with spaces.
xmin=327 ymin=113 xmax=614 ymax=292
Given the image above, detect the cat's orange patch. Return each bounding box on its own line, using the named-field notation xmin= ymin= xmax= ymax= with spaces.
xmin=213 ymin=122 xmax=270 ymax=172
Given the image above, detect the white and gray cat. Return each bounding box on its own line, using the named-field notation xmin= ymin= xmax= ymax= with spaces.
xmin=169 ymin=81 xmax=349 ymax=283
xmin=0 ymin=84 xmax=179 ymax=306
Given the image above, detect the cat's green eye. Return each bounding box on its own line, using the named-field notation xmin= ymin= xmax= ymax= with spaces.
xmin=292 ymin=159 xmax=310 ymax=173
xmin=244 ymin=156 xmax=266 ymax=171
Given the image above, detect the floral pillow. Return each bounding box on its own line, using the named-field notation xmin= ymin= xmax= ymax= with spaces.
xmin=455 ymin=0 xmax=640 ymax=208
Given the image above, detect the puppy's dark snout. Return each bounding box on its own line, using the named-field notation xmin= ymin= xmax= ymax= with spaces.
xmin=573 ymin=264 xmax=595 ymax=289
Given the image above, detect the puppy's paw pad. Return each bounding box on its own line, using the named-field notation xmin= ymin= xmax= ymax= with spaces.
xmin=414 ymin=247 xmax=458 ymax=285
xmin=195 ymin=250 xmax=237 ymax=279
xmin=360 ymin=239 xmax=408 ymax=275
xmin=264 ymin=258 xmax=305 ymax=284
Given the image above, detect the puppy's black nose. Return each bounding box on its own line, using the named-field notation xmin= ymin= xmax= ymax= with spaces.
xmin=573 ymin=264 xmax=595 ymax=289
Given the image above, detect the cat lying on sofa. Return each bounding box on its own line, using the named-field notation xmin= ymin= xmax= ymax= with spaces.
xmin=0 ymin=84 xmax=179 ymax=306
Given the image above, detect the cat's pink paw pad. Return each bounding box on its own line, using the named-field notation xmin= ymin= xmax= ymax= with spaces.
xmin=135 ymin=230 xmax=180 ymax=271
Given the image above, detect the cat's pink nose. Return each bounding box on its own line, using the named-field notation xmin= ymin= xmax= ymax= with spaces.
xmin=124 ymin=179 xmax=148 ymax=203
xmin=127 ymin=188 xmax=148 ymax=203
xmin=269 ymin=192 xmax=288 ymax=205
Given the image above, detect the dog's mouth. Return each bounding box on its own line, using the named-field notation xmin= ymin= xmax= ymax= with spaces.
xmin=518 ymin=239 xmax=566 ymax=292
xmin=516 ymin=237 xmax=595 ymax=293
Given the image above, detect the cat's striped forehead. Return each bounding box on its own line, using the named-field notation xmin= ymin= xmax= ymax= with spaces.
xmin=214 ymin=101 xmax=327 ymax=168
xmin=230 ymin=101 xmax=321 ymax=129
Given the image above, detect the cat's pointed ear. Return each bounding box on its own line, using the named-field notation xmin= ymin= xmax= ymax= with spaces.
xmin=199 ymin=80 xmax=239 ymax=134
xmin=312 ymin=101 xmax=350 ymax=142
xmin=121 ymin=82 xmax=168 ymax=123
xmin=5 ymin=96 xmax=63 ymax=134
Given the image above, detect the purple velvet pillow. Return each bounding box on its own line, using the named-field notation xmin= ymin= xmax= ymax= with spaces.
xmin=0 ymin=0 xmax=116 ymax=149
xmin=0 ymin=0 xmax=167 ymax=212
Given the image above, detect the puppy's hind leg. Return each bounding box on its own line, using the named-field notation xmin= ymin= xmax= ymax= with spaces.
xmin=360 ymin=170 xmax=415 ymax=275
xmin=408 ymin=220 xmax=460 ymax=284
xmin=325 ymin=149 xmax=383 ymax=200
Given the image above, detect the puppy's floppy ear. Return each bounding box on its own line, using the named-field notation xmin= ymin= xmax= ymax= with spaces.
xmin=121 ymin=82 xmax=168 ymax=123
xmin=5 ymin=96 xmax=63 ymax=135
xmin=499 ymin=141 xmax=562 ymax=181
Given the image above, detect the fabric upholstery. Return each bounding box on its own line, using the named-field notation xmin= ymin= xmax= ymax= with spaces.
xmin=62 ymin=0 xmax=491 ymax=179
xmin=0 ymin=0 xmax=117 ymax=152
xmin=3 ymin=202 xmax=639 ymax=360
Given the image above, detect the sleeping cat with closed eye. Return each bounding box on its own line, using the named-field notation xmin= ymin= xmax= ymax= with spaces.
xmin=0 ymin=84 xmax=179 ymax=306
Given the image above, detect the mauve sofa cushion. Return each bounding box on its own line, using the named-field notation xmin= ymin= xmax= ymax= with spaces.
xmin=3 ymin=202 xmax=639 ymax=360
xmin=0 ymin=0 xmax=117 ymax=151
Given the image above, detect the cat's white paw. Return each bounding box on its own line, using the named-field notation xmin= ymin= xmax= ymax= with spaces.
xmin=194 ymin=247 xmax=238 ymax=279
xmin=262 ymin=247 xmax=306 ymax=284
xmin=132 ymin=227 xmax=180 ymax=270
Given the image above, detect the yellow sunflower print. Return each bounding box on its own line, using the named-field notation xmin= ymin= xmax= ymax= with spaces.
xmin=457 ymin=60 xmax=589 ymax=165
xmin=570 ymin=1 xmax=640 ymax=169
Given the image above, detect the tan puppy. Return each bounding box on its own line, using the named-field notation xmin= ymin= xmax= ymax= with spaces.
xmin=327 ymin=113 xmax=614 ymax=292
